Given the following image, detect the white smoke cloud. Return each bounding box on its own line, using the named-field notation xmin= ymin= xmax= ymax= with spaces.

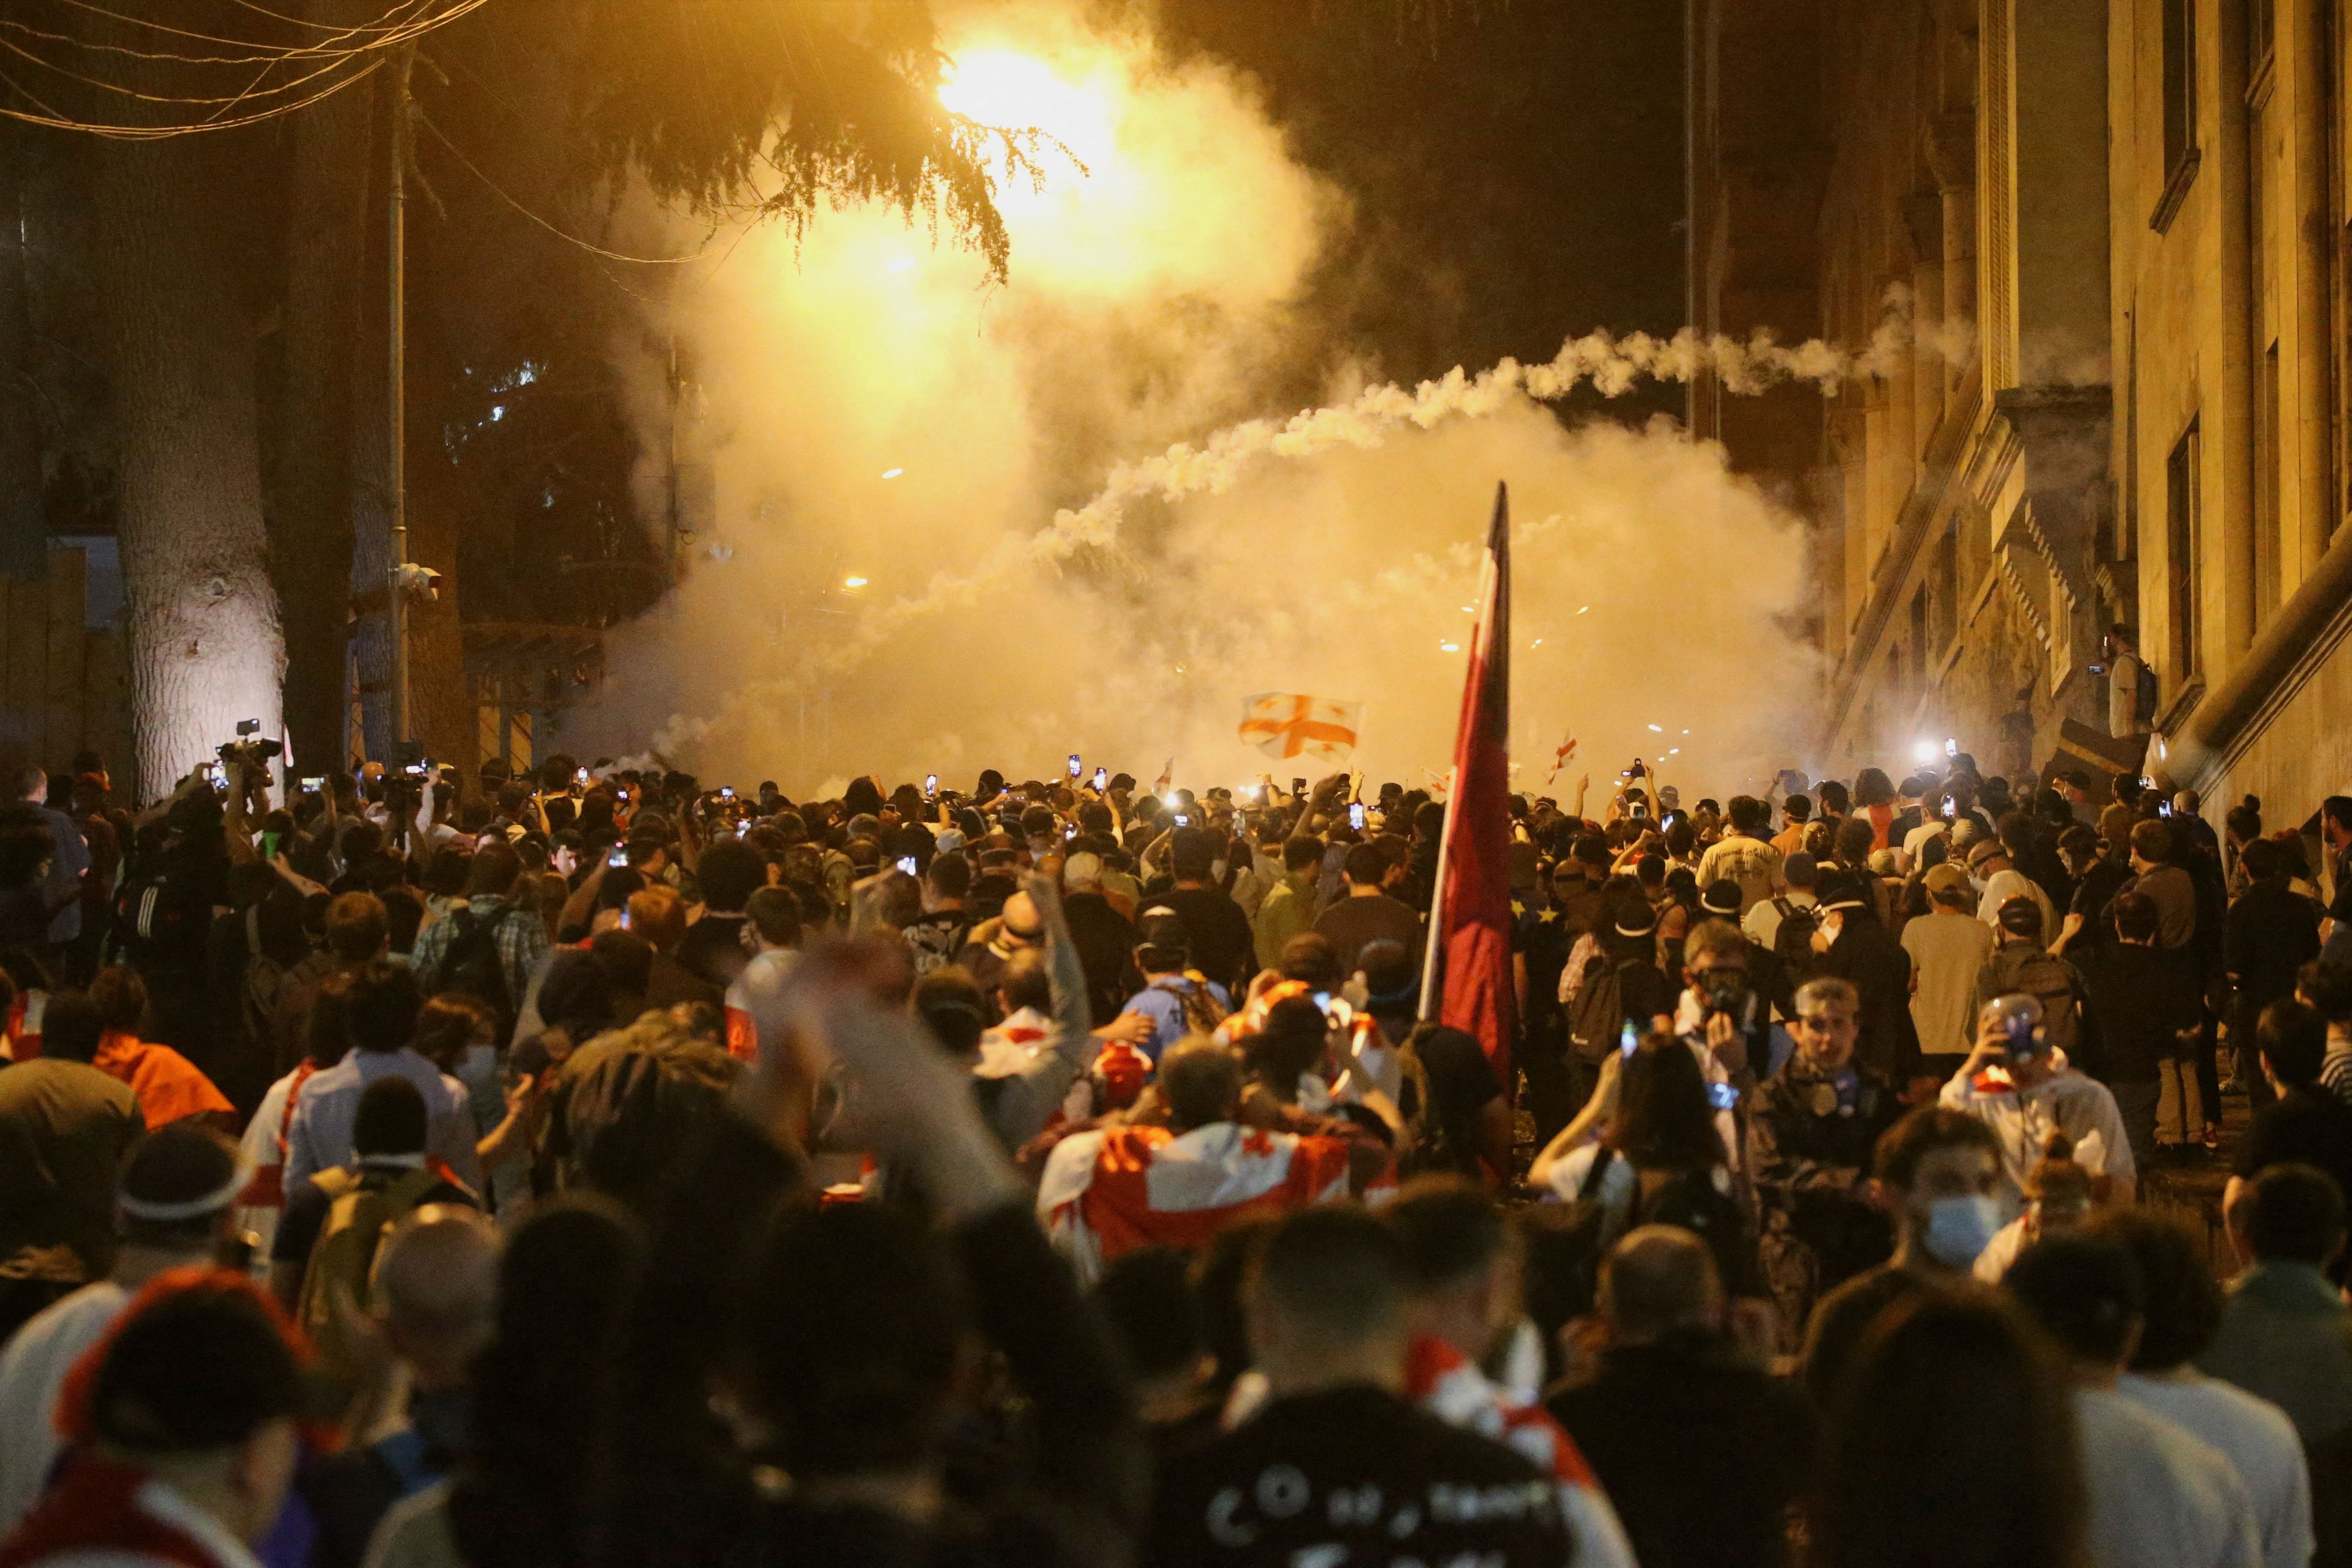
xmin=554 ymin=0 xmax=1830 ymax=802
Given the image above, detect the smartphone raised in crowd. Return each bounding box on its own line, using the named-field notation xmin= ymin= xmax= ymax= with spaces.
xmin=925 ymin=773 xmax=939 ymax=798
xmin=607 ymin=844 xmax=628 ymax=869
xmin=1068 ymin=754 xmax=1082 ymax=779
xmin=1292 ymin=777 xmax=1307 ymax=798
xmin=1349 ymin=802 xmax=1367 ymax=831
xmin=720 ymin=786 xmax=733 ymax=798
xmin=1093 ymin=766 xmax=1108 ymax=791
xmin=897 ymin=856 xmax=919 ymax=876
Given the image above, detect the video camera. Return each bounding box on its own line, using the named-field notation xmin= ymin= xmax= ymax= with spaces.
xmin=215 ymin=718 xmax=283 ymax=764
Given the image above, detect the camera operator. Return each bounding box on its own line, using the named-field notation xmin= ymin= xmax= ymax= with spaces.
xmin=1939 ymin=992 xmax=2136 ymax=1212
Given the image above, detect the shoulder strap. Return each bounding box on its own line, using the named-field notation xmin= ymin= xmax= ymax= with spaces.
xmin=1576 ymin=1144 xmax=1617 ymax=1201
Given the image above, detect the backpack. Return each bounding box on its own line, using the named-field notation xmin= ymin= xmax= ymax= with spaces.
xmin=1998 ymin=949 xmax=2083 ymax=1059
xmin=1528 ymin=1146 xmax=1626 ymax=1320
xmin=1151 ymin=975 xmax=1230 ymax=1038
xmin=1569 ymin=958 xmax=1642 ymax=1063
xmin=295 ymin=1164 xmax=442 ymax=1377
xmin=1636 ymin=1167 xmax=1760 ymax=1299
xmin=429 ymin=906 xmax=514 ymax=1034
xmin=1771 ymin=898 xmax=1826 ymax=983
xmin=112 ymin=861 xmax=205 ymax=968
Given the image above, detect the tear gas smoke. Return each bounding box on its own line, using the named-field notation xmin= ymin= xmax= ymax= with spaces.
xmin=555 ymin=3 xmax=1895 ymax=801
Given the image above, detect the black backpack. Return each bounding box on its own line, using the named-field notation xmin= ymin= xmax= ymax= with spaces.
xmin=1569 ymin=958 xmax=1644 ymax=1063
xmin=1532 ymin=1146 xmax=1627 ymax=1321
xmin=1771 ymin=898 xmax=1826 ymax=984
xmin=1638 ymin=1167 xmax=1760 ymax=1298
xmin=429 ymin=907 xmax=514 ymax=1035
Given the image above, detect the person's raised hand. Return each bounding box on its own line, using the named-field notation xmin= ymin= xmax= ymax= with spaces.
xmin=1093 ymin=1011 xmax=1153 ymax=1047
xmin=774 ymin=936 xmax=1020 ymax=1218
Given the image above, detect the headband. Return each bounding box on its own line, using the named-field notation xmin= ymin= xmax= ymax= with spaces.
xmin=118 ymin=1156 xmax=254 ymax=1224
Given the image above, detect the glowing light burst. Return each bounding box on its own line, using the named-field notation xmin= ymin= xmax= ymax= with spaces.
xmin=938 ymin=50 xmax=1120 ymax=215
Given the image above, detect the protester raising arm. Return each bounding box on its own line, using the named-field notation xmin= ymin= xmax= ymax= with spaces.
xmin=595 ymin=936 xmax=1145 ymax=1568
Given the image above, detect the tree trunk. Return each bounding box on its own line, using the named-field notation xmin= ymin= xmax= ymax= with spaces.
xmin=93 ymin=125 xmax=285 ymax=800
xmin=267 ymin=0 xmax=378 ymax=776
xmin=0 ymin=124 xmax=44 ymax=582
xmin=350 ymin=70 xmax=396 ymax=768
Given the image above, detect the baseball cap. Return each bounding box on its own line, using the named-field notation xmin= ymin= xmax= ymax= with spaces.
xmin=1996 ymin=895 xmax=2044 ymax=938
xmin=1137 ymin=907 xmax=1191 ymax=963
xmin=1063 ymin=851 xmax=1104 ymax=890
xmin=1923 ymin=863 xmax=1974 ymax=901
xmin=1966 ymin=837 xmax=2007 ymax=868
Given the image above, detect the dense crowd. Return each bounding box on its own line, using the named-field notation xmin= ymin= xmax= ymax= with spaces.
xmin=1 ymin=741 xmax=2351 ymax=1568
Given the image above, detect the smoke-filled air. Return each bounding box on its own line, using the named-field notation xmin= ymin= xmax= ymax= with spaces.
xmin=554 ymin=0 xmax=1835 ymax=802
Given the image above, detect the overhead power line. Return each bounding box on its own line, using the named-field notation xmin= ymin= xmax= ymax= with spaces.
xmin=0 ymin=0 xmax=482 ymax=136
xmin=413 ymin=106 xmax=731 ymax=267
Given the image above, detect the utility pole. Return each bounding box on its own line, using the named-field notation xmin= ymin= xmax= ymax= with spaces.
xmin=388 ymin=45 xmax=414 ymax=749
xmin=666 ymin=331 xmax=681 ymax=584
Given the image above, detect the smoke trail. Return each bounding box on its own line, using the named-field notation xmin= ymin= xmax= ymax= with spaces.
xmin=647 ymin=289 xmax=1929 ymax=759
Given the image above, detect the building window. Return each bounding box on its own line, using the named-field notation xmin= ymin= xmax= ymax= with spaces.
xmin=2153 ymin=0 xmax=2203 ymax=231
xmin=2167 ymin=419 xmax=2203 ymax=688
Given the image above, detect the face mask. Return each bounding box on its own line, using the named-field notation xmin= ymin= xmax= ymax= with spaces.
xmin=1922 ymin=1194 xmax=2002 ymax=1267
xmin=1695 ymin=967 xmax=1751 ymax=1017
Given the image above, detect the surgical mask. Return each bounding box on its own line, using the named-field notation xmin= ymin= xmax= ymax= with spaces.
xmin=1922 ymin=1194 xmax=2002 ymax=1267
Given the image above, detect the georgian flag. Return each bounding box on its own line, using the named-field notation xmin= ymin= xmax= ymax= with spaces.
xmin=1237 ymin=692 xmax=1364 ymax=764
xmin=1037 ymin=1122 xmax=1361 ymax=1286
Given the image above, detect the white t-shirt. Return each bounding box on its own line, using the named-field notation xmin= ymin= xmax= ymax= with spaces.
xmin=1940 ymin=1066 xmax=2136 ymax=1214
xmin=1904 ymin=909 xmax=1997 ymax=1058
xmin=0 ymin=1281 xmax=130 ymax=1527
xmin=1977 ymin=867 xmax=2057 ymax=940
xmin=2120 ymin=1371 xmax=2313 ymax=1568
xmin=1542 ymin=1144 xmax=1735 ymax=1252
xmin=1543 ymin=1141 xmax=1641 ymax=1215
xmin=723 ymin=947 xmax=799 ymax=1062
xmin=2076 ymin=1385 xmax=2263 ymax=1568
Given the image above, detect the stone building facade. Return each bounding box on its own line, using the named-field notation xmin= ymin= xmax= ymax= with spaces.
xmin=1694 ymin=0 xmax=2352 ymax=828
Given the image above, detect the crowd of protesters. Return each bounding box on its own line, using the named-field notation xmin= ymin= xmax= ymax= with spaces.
xmin=2 ymin=739 xmax=2352 ymax=1568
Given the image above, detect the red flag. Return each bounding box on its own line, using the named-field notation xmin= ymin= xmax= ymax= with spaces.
xmin=1420 ymin=484 xmax=1516 ymax=1093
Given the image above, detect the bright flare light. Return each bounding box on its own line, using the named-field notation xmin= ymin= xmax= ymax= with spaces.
xmin=1440 ymin=641 xmax=1461 ymax=653
xmin=881 ymin=468 xmax=904 ymax=479
xmin=1913 ymin=739 xmax=1940 ymax=764
xmin=843 ymin=575 xmax=869 ymax=589
xmin=937 ymin=51 xmax=1119 ymax=200
xmin=886 ymin=255 xmax=915 ymax=274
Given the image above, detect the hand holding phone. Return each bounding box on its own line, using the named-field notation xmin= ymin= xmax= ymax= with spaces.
xmin=1349 ymin=802 xmax=1367 ymax=831
xmin=607 ymin=844 xmax=628 ymax=869
xmin=1068 ymin=754 xmax=1083 ymax=779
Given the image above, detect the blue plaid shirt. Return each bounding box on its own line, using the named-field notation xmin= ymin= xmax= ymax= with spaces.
xmin=409 ymin=894 xmax=549 ymax=1010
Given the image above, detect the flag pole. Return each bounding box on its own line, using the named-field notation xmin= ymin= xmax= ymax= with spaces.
xmin=1418 ymin=547 xmax=1496 ymax=1023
